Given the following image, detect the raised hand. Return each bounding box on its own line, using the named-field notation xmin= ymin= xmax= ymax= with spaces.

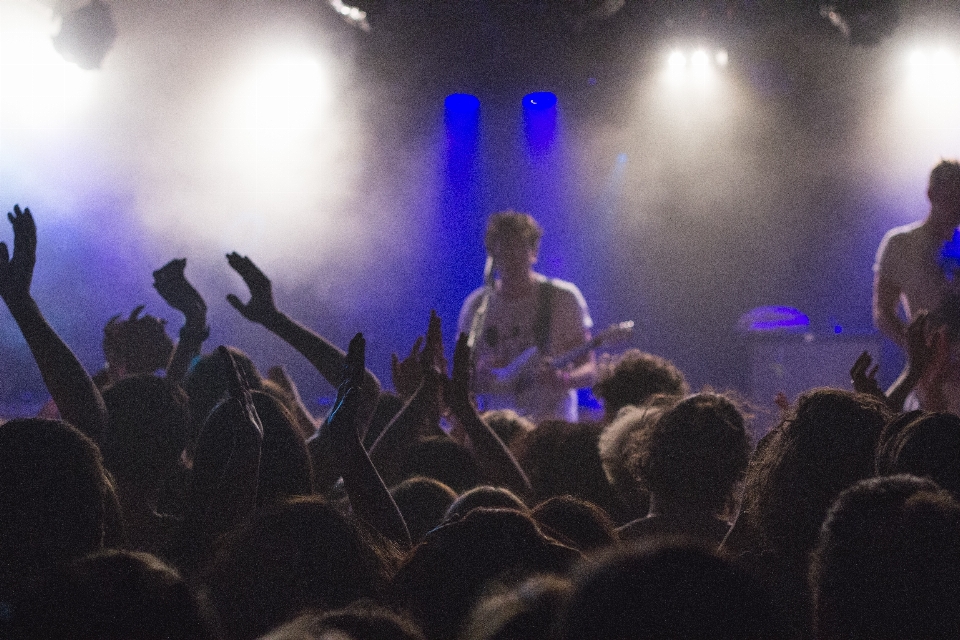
xmin=850 ymin=350 xmax=883 ymax=399
xmin=226 ymin=252 xmax=279 ymax=325
xmin=152 ymin=258 xmax=207 ymax=320
xmin=423 ymin=309 xmax=448 ymax=377
xmin=317 ymin=332 xmax=366 ymax=458
xmin=446 ymin=332 xmax=474 ymax=414
xmin=0 ymin=205 xmax=37 ymax=305
xmin=391 ymin=335 xmax=423 ymax=400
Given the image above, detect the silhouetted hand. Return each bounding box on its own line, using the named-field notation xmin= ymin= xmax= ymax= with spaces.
xmin=850 ymin=351 xmax=883 ymax=399
xmin=423 ymin=309 xmax=448 ymax=377
xmin=0 ymin=205 xmax=36 ymax=305
xmin=226 ymin=252 xmax=279 ymax=325
xmin=391 ymin=335 xmax=423 ymax=400
xmin=152 ymin=258 xmax=207 ymax=320
xmin=317 ymin=332 xmax=365 ymax=460
xmin=445 ymin=332 xmax=474 ymax=415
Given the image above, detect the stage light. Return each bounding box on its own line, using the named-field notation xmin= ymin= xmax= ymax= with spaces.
xmin=715 ymin=49 xmax=729 ymax=67
xmin=51 ymin=0 xmax=116 ymax=70
xmin=445 ymin=93 xmax=480 ymax=114
xmin=232 ymin=54 xmax=327 ymax=134
xmin=1 ymin=2 xmax=98 ymax=131
xmin=523 ymin=92 xmax=557 ymax=110
xmin=691 ymin=49 xmax=710 ymax=72
xmin=668 ymin=50 xmax=687 ymax=72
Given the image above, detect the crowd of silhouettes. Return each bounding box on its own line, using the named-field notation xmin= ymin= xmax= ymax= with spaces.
xmin=3 ymin=203 xmax=960 ymax=639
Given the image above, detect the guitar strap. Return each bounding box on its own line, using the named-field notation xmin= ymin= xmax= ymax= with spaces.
xmin=533 ymin=279 xmax=555 ymax=351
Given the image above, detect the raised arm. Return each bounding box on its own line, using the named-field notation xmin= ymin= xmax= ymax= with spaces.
xmin=225 ymin=252 xmax=381 ymax=422
xmin=0 ymin=206 xmax=106 ymax=442
xmin=178 ymin=346 xmax=263 ymax=565
xmin=152 ymin=258 xmax=209 ymax=385
xmin=445 ymin=332 xmax=532 ymax=497
xmin=368 ymin=312 xmax=449 ymax=486
xmin=311 ymin=333 xmax=410 ymax=548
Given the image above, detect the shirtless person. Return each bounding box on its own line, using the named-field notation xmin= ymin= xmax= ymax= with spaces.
xmin=874 ymin=159 xmax=960 ymax=347
xmin=874 ymin=160 xmax=960 ymax=413
xmin=458 ymin=211 xmax=595 ymax=422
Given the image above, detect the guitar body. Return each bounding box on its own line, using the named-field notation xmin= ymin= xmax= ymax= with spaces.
xmin=475 ymin=321 xmax=635 ymax=420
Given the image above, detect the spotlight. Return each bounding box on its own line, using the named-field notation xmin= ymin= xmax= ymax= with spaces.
xmin=715 ymin=49 xmax=729 ymax=67
xmin=52 ymin=0 xmax=117 ymax=70
xmin=445 ymin=93 xmax=480 ymax=114
xmin=327 ymin=0 xmax=370 ymax=32
xmin=523 ymin=92 xmax=557 ymax=109
xmin=691 ymin=49 xmax=710 ymax=71
xmin=668 ymin=50 xmax=687 ymax=72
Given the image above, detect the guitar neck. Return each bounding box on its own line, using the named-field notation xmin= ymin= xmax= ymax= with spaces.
xmin=550 ymin=337 xmax=602 ymax=369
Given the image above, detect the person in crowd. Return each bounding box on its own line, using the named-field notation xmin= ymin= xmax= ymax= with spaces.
xmin=723 ymin=388 xmax=890 ymax=638
xmin=810 ymin=475 xmax=960 ymax=640
xmin=592 ymin=349 xmax=688 ymax=423
xmin=617 ymin=392 xmax=751 ymax=546
xmin=560 ymin=541 xmax=785 ymax=640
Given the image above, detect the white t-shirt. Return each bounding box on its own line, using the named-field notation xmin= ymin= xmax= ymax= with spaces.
xmin=874 ymin=221 xmax=960 ymax=318
xmin=458 ymin=274 xmax=593 ymax=422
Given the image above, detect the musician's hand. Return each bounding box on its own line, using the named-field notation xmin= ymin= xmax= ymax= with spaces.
xmin=536 ymin=362 xmax=573 ymax=391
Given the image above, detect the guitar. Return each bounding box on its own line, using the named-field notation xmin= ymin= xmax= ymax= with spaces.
xmin=480 ymin=321 xmax=635 ymax=413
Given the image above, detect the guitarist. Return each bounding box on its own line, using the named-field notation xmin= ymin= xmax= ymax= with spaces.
xmin=457 ymin=211 xmax=596 ymax=422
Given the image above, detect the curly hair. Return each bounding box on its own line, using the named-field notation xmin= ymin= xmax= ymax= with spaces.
xmin=630 ymin=392 xmax=750 ymax=513
xmin=739 ymin=388 xmax=889 ymax=567
xmin=484 ymin=211 xmax=543 ymax=255
xmin=102 ymin=306 xmax=174 ymax=376
xmin=592 ymin=350 xmax=687 ymax=417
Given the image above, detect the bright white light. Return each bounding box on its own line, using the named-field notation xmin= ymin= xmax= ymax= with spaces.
xmin=668 ymin=50 xmax=687 ymax=72
xmin=715 ymin=49 xmax=729 ymax=67
xmin=0 ymin=3 xmax=98 ymax=132
xmin=905 ymin=47 xmax=960 ymax=100
xmin=231 ymin=54 xmax=328 ymax=135
xmin=691 ymin=49 xmax=710 ymax=72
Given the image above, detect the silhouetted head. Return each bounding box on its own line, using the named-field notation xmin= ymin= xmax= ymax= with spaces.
xmin=531 ymin=495 xmax=617 ymax=552
xmin=740 ymin=388 xmax=889 ymax=566
xmin=261 ymin=602 xmax=426 ymax=640
xmin=811 ymin=475 xmax=960 ymax=640
xmin=877 ymin=412 xmax=960 ymax=498
xmin=0 ymin=419 xmax=119 ymax=594
xmin=392 ymin=508 xmax=580 ymax=640
xmin=461 ymin=575 xmax=572 ymax=640
xmin=481 ymin=409 xmax=535 ymax=453
xmin=443 ymin=486 xmax=528 ymax=523
xmin=390 ymin=477 xmax=458 ymax=545
xmin=209 ymin=496 xmax=401 ymax=640
xmin=597 ymin=400 xmax=676 ymax=516
xmin=102 ymin=306 xmax=174 ymax=379
xmin=593 ymin=350 xmax=688 ymax=419
xmin=101 ymin=374 xmax=189 ymax=489
xmin=633 ymin=392 xmax=750 ymax=515
xmin=401 ymin=436 xmax=481 ymax=494
xmin=518 ymin=420 xmax=625 ymax=523
xmin=18 ymin=550 xmax=219 ymax=640
xmin=561 ymin=540 xmax=782 ymax=640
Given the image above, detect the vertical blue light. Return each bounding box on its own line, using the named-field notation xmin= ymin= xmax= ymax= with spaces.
xmin=523 ymin=92 xmax=558 ymax=156
xmin=444 ymin=93 xmax=481 ymax=190
xmin=436 ymin=93 xmax=483 ymax=338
